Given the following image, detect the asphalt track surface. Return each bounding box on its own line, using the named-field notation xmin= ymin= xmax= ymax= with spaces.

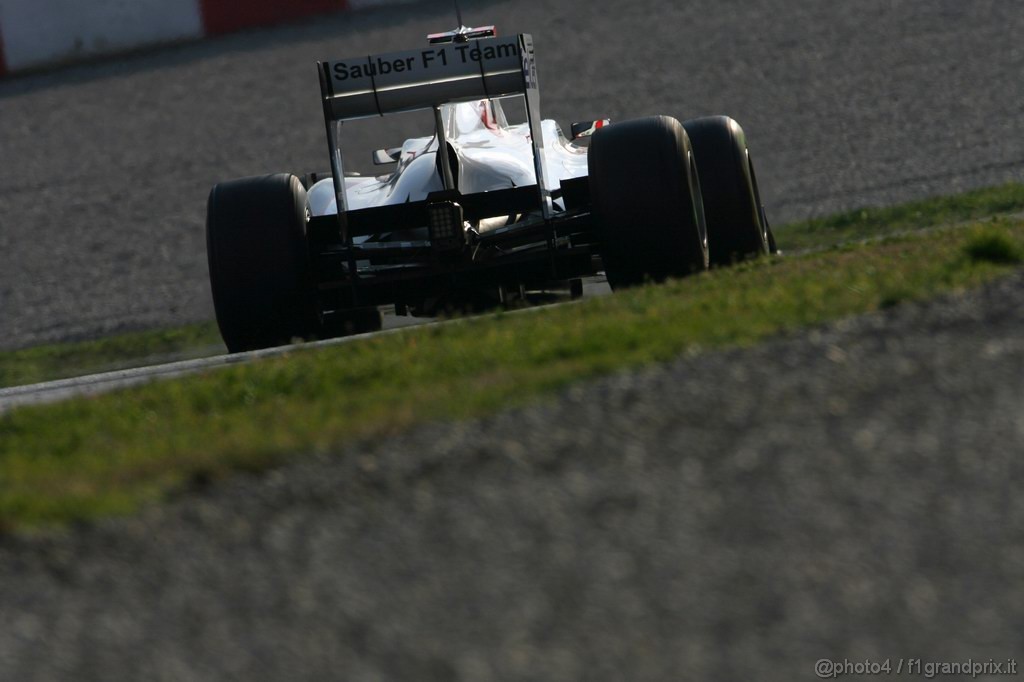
xmin=3 ymin=2 xmax=1024 ymax=680
xmin=2 ymin=0 xmax=1024 ymax=350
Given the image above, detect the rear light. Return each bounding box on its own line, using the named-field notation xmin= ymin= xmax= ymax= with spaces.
xmin=428 ymin=201 xmax=465 ymax=251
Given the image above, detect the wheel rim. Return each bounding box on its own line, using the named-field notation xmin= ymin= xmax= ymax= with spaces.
xmin=747 ymin=150 xmax=769 ymax=252
xmin=688 ymin=150 xmax=708 ymax=255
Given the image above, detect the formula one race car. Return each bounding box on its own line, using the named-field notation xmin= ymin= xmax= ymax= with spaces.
xmin=206 ymin=23 xmax=775 ymax=352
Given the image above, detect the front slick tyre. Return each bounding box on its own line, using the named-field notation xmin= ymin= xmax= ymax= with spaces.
xmin=206 ymin=173 xmax=321 ymax=353
xmin=589 ymin=116 xmax=708 ymax=289
xmin=682 ymin=116 xmax=770 ymax=266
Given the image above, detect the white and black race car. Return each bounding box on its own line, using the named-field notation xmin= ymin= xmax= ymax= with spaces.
xmin=206 ymin=23 xmax=776 ymax=352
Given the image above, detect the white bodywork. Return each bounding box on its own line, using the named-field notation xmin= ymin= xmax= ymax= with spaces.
xmin=307 ymin=99 xmax=589 ymax=219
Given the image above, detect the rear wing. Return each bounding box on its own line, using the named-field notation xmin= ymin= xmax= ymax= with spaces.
xmin=315 ymin=33 xmax=552 ymax=229
xmin=318 ymin=34 xmax=531 ymax=121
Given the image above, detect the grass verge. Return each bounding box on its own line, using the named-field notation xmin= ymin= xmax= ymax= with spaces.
xmin=774 ymin=182 xmax=1024 ymax=251
xmin=1 ymin=217 xmax=1023 ymax=530
xmin=0 ymin=323 xmax=224 ymax=389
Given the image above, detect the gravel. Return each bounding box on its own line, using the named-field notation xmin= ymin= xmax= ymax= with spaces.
xmin=2 ymin=269 xmax=1022 ymax=681
xmin=2 ymin=0 xmax=1023 ymax=348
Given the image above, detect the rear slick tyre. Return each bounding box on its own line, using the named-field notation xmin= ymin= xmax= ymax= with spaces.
xmin=588 ymin=116 xmax=708 ymax=289
xmin=682 ymin=116 xmax=770 ymax=266
xmin=206 ymin=173 xmax=321 ymax=353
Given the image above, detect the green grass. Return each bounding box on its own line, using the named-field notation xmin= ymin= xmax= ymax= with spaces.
xmin=2 ymin=216 xmax=1023 ymax=531
xmin=962 ymin=228 xmax=1024 ymax=265
xmin=0 ymin=323 xmax=224 ymax=389
xmin=774 ymin=182 xmax=1024 ymax=251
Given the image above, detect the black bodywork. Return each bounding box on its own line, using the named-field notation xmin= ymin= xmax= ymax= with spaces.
xmin=305 ymin=177 xmax=598 ymax=320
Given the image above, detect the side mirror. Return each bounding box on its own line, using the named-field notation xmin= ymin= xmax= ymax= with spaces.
xmin=373 ymin=147 xmax=402 ymax=165
xmin=571 ymin=119 xmax=611 ymax=141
